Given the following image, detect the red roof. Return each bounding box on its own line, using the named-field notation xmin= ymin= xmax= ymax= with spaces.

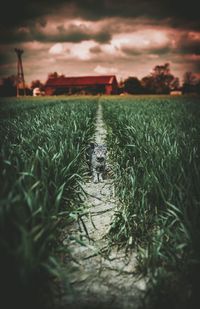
xmin=45 ymin=75 xmax=117 ymax=87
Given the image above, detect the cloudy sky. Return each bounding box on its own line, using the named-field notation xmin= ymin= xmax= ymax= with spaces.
xmin=0 ymin=0 xmax=199 ymax=84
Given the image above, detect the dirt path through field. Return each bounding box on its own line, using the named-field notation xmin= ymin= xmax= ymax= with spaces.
xmin=60 ymin=102 xmax=146 ymax=309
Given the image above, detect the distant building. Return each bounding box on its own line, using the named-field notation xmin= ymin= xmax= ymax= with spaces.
xmin=170 ymin=90 xmax=182 ymax=95
xmin=44 ymin=75 xmax=118 ymax=95
xmin=33 ymin=87 xmax=41 ymax=96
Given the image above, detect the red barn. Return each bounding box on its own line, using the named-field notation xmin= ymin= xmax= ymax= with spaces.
xmin=44 ymin=75 xmax=118 ymax=95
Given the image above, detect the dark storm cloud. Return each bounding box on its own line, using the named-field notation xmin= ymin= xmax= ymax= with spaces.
xmin=0 ymin=0 xmax=60 ymax=28
xmin=0 ymin=52 xmax=13 ymax=65
xmin=1 ymin=0 xmax=199 ymax=30
xmin=194 ymin=62 xmax=200 ymax=72
xmin=0 ymin=0 xmax=199 ymax=83
xmin=0 ymin=23 xmax=111 ymax=44
xmin=67 ymin=0 xmax=200 ymax=29
xmin=176 ymin=33 xmax=200 ymax=55
xmin=121 ymin=46 xmax=171 ymax=56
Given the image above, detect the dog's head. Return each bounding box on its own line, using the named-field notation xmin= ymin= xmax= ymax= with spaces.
xmin=91 ymin=142 xmax=107 ymax=162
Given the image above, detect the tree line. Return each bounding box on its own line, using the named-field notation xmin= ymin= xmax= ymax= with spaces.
xmin=121 ymin=64 xmax=200 ymax=95
xmin=0 ymin=63 xmax=200 ymax=96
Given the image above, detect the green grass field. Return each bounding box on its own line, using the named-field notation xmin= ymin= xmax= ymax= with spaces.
xmin=0 ymin=95 xmax=200 ymax=309
xmin=102 ymin=95 xmax=200 ymax=308
xmin=0 ymin=96 xmax=98 ymax=308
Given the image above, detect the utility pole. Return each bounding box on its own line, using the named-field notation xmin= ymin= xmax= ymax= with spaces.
xmin=14 ymin=48 xmax=26 ymax=96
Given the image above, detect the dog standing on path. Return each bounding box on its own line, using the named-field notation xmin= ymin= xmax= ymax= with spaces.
xmin=86 ymin=142 xmax=107 ymax=183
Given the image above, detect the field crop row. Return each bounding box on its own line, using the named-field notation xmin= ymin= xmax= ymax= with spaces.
xmin=0 ymin=97 xmax=98 ymax=308
xmin=102 ymin=95 xmax=200 ymax=308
